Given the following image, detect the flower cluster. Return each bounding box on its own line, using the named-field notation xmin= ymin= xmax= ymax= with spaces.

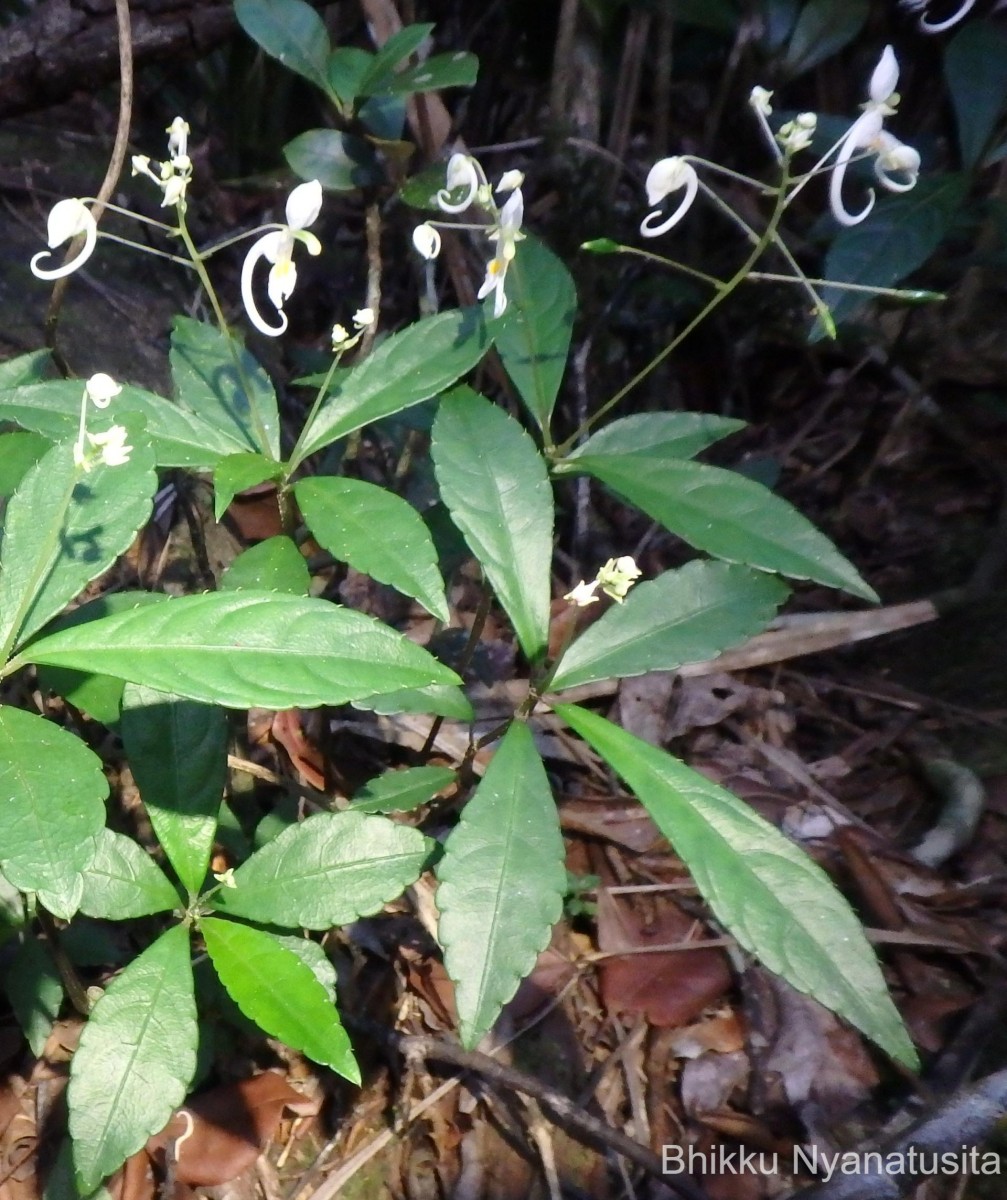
xmin=412 ymin=153 xmax=526 ymax=318
xmin=828 ymin=45 xmax=920 ymax=227
xmin=74 ymin=374 xmax=132 ymax=472
xmin=131 ymin=117 xmax=193 ymax=209
xmin=564 ymin=557 xmax=642 ymax=607
xmin=331 ymin=307 xmax=375 ymax=352
xmin=30 ymin=115 xmax=327 ymax=341
xmin=639 ymin=45 xmax=919 ymax=238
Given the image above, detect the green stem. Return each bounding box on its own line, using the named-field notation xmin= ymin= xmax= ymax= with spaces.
xmin=175 ymin=207 xmax=275 ymax=458
xmin=287 ymin=351 xmax=345 ymax=478
xmin=555 ymin=169 xmax=793 ymax=458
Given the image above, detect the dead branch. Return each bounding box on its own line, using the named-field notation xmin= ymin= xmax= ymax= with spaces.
xmin=0 ymin=0 xmax=233 ymax=119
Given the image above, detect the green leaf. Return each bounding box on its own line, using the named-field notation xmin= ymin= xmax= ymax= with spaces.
xmin=293 ymin=308 xmax=491 ymax=466
xmin=572 ymin=454 xmax=876 ymax=602
xmin=201 ymin=918 xmax=358 ymax=1081
xmin=351 ymin=765 xmax=456 ymax=813
xmin=782 ymin=0 xmax=867 ymax=76
xmin=0 ymin=381 xmax=250 ymax=468
xmin=377 ymin=52 xmax=478 ymax=96
xmin=358 ymin=23 xmax=434 ymax=93
xmin=295 ymin=477 xmax=449 ymax=621
xmin=35 ymin=592 xmax=168 ymax=727
xmin=270 ymin=933 xmax=337 ymax=1001
xmin=556 ymin=411 xmax=745 ymax=473
xmin=220 ymin=536 xmax=310 ymax=595
xmin=353 ymin=683 xmax=474 ymax=721
xmin=18 ymin=591 xmax=460 ymax=710
xmin=78 ymin=828 xmax=179 ymax=919
xmin=0 ymin=432 xmax=50 ymax=496
xmin=550 ymin=562 xmax=789 ymax=691
xmin=68 ymin=925 xmax=197 ymax=1191
xmin=120 ymin=684 xmax=227 ymax=896
xmin=0 ymin=707 xmax=106 ymax=919
xmin=327 ymin=46 xmax=375 ymax=107
xmin=491 ymin=236 xmax=576 ymax=436
xmin=817 ymin=175 xmax=968 ymax=333
xmin=283 ymin=130 xmax=383 ymax=190
xmin=0 ymin=349 xmax=53 ymax=388
xmin=7 ymin=938 xmax=63 ymax=1056
xmin=437 ymin=723 xmax=565 ymax=1047
xmin=170 ymin=317 xmax=281 ymax=459
xmin=432 ymin=389 xmax=553 ymax=660
xmin=213 ymin=452 xmax=283 ymax=521
xmin=556 ymin=705 xmax=919 ymax=1069
xmin=212 ymin=811 xmax=432 ymax=928
xmin=945 ymin=21 xmax=1007 ymax=169
xmin=0 ymin=435 xmax=156 ymax=655
xmin=234 ymin=0 xmax=330 ymax=90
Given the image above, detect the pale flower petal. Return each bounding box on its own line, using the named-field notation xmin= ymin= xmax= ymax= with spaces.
xmin=85 ymin=373 xmax=122 ymax=408
xmin=640 ymin=158 xmax=699 ymax=238
xmin=285 ymin=179 xmax=323 ymax=230
xmin=829 ymin=109 xmax=885 ymax=226
xmin=166 ymin=117 xmax=190 ymax=161
xmin=496 ymin=169 xmax=525 ymax=193
xmin=30 ymin=199 xmax=98 ymax=280
xmin=437 ymin=153 xmax=480 ymax=213
xmin=564 ymin=580 xmax=600 ymax=607
xmin=87 ymin=424 xmax=133 ymax=468
xmin=869 ymin=45 xmax=899 ymax=105
xmin=241 ymin=234 xmax=288 ymax=336
xmin=413 ymin=223 xmax=442 ymax=259
xmin=353 ymin=307 xmax=375 ymax=326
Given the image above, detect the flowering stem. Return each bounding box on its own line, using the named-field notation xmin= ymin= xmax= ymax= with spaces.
xmin=286 ymin=351 xmax=346 ymax=477
xmin=555 ymin=169 xmax=793 ymax=457
xmin=175 ymin=207 xmax=275 ymax=459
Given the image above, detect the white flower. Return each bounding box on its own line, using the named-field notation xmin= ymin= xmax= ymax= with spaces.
xmin=85 ymin=373 xmax=122 ymax=408
xmin=166 ymin=116 xmax=190 ymax=162
xmin=132 ymin=143 xmax=191 ymax=208
xmin=640 ymin=157 xmax=699 ymax=238
xmin=477 ymin=187 xmax=524 ymax=318
xmin=749 ymin=86 xmax=773 ymax=117
xmin=899 ymin=0 xmax=975 ymax=33
xmin=564 ymin=579 xmax=600 ymax=607
xmin=596 ymin=556 xmax=642 ymax=604
xmin=778 ymin=112 xmax=817 ymax=155
xmin=413 ymin=223 xmax=442 ymax=260
xmin=496 ymin=169 xmax=525 ymax=194
xmin=87 ymin=425 xmax=133 ymax=468
xmin=437 ymin=153 xmax=481 ymax=213
xmin=353 ymin=307 xmax=375 ymax=327
xmin=240 ymin=180 xmax=323 ymax=337
xmin=331 ymin=324 xmax=350 ymax=347
xmin=829 ymin=46 xmax=920 ymax=226
xmin=30 ymin=199 xmax=98 ymax=281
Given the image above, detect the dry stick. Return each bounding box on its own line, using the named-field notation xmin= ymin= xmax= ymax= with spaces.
xmin=549 ymin=0 xmax=581 ymax=124
xmin=45 ymin=0 xmax=133 ymax=374
xmin=786 ymin=1067 xmax=1007 ymax=1200
xmin=386 ymin=1033 xmax=709 ymax=1200
xmin=359 ymin=201 xmax=382 ymax=358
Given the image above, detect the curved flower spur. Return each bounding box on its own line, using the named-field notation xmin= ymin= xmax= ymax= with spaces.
xmin=240 ymin=180 xmax=324 ymax=336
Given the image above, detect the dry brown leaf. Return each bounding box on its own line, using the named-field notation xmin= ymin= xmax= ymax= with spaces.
xmin=597 ymin=889 xmax=732 ymax=1027
xmin=148 ymin=1071 xmax=319 ymax=1187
